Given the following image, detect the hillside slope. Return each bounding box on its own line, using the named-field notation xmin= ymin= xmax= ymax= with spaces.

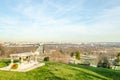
xmin=0 ymin=60 xmax=120 ymax=80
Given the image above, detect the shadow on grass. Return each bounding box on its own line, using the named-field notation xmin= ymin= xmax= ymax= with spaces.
xmin=44 ymin=70 xmax=66 ymax=80
xmin=27 ymin=66 xmax=66 ymax=80
xmin=68 ymin=65 xmax=109 ymax=80
xmin=45 ymin=62 xmax=108 ymax=80
xmin=69 ymin=64 xmax=120 ymax=80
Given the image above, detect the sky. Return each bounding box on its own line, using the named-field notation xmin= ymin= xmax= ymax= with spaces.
xmin=0 ymin=0 xmax=120 ymax=42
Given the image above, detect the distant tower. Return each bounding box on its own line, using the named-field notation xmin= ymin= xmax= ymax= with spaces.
xmin=39 ymin=43 xmax=44 ymax=54
xmin=35 ymin=43 xmax=44 ymax=55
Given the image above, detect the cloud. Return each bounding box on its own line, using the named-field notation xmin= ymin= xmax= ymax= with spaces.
xmin=0 ymin=0 xmax=120 ymax=42
xmin=12 ymin=0 xmax=86 ymax=26
xmin=90 ymin=6 xmax=120 ymax=35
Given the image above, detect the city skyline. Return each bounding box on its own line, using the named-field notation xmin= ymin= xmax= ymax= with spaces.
xmin=0 ymin=0 xmax=120 ymax=42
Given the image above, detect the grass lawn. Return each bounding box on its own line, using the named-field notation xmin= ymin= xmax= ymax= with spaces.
xmin=0 ymin=59 xmax=120 ymax=80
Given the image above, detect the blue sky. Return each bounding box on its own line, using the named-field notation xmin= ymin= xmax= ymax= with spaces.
xmin=0 ymin=0 xmax=120 ymax=42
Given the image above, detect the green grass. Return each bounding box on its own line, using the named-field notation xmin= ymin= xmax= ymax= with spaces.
xmin=0 ymin=59 xmax=10 ymax=68
xmin=0 ymin=59 xmax=120 ymax=80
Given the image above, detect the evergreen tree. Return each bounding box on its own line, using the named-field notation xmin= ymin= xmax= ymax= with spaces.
xmin=117 ymin=52 xmax=120 ymax=62
xmin=75 ymin=51 xmax=80 ymax=60
xmin=70 ymin=51 xmax=80 ymax=60
xmin=70 ymin=52 xmax=74 ymax=57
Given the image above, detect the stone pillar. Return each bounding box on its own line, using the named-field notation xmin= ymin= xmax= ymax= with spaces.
xmin=29 ymin=56 xmax=31 ymax=62
xmin=11 ymin=56 xmax=13 ymax=64
xmin=29 ymin=56 xmax=32 ymax=62
xmin=28 ymin=56 xmax=31 ymax=62
xmin=20 ymin=57 xmax=23 ymax=63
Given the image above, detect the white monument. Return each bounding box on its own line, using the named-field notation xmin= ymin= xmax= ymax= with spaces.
xmin=0 ymin=44 xmax=45 ymax=72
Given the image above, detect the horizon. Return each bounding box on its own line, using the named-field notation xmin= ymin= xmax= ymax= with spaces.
xmin=0 ymin=0 xmax=120 ymax=42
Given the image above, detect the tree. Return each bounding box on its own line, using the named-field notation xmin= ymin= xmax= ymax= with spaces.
xmin=0 ymin=44 xmax=5 ymax=56
xmin=75 ymin=51 xmax=80 ymax=60
xmin=70 ymin=52 xmax=74 ymax=57
xmin=59 ymin=49 xmax=64 ymax=54
xmin=44 ymin=57 xmax=49 ymax=61
xmin=113 ymin=52 xmax=120 ymax=67
xmin=97 ymin=56 xmax=111 ymax=68
xmin=117 ymin=52 xmax=120 ymax=62
xmin=70 ymin=51 xmax=80 ymax=60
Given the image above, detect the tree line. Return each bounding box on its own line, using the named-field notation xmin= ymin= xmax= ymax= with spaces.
xmin=0 ymin=44 xmax=37 ymax=58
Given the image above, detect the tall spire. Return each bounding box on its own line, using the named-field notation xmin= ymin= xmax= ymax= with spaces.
xmin=35 ymin=43 xmax=44 ymax=55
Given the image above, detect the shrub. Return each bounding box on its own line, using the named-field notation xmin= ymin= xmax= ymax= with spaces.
xmin=113 ymin=54 xmax=120 ymax=66
xmin=70 ymin=51 xmax=80 ymax=60
xmin=0 ymin=59 xmax=11 ymax=65
xmin=44 ymin=57 xmax=49 ymax=61
xmin=97 ymin=57 xmax=111 ymax=68
xmin=79 ymin=61 xmax=90 ymax=66
xmin=75 ymin=51 xmax=80 ymax=60
xmin=11 ymin=63 xmax=18 ymax=69
xmin=70 ymin=52 xmax=74 ymax=57
xmin=117 ymin=52 xmax=120 ymax=62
